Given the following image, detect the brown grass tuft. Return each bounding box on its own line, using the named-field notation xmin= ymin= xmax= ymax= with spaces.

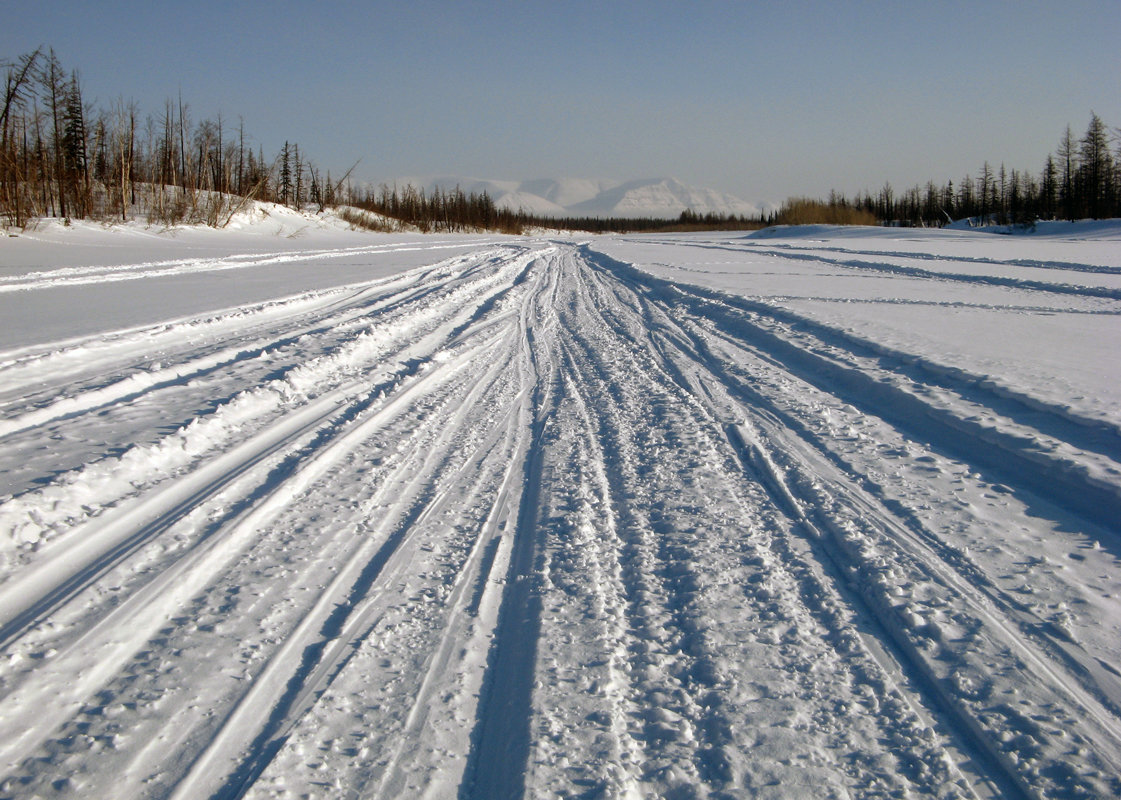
xmin=774 ymin=198 xmax=878 ymax=226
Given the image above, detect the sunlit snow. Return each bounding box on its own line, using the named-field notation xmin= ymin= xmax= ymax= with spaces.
xmin=1 ymin=206 xmax=1119 ymax=798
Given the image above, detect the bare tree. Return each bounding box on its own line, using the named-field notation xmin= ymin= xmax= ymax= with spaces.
xmin=1 ymin=48 xmax=43 ymax=225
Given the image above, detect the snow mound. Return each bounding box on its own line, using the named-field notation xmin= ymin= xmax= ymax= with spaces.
xmin=2 ymin=200 xmax=399 ymax=244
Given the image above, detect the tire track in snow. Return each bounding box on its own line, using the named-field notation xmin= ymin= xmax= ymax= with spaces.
xmin=0 ymin=240 xmax=495 ymax=293
xmin=585 ymin=244 xmax=1121 ymax=798
xmin=745 ymin=240 xmax=1121 ymax=276
xmin=0 ymin=246 xmax=552 ymax=793
xmin=555 ymin=267 xmax=728 ymax=796
xmin=459 ymin=251 xmax=562 ymax=800
xmin=243 ymin=261 xmax=552 ymax=798
xmin=3 ymin=237 xmax=1119 ymax=799
xmin=641 ymin=237 xmax=1121 ymax=297
xmin=247 ymin=250 xmax=562 ymax=800
xmin=135 ymin=247 xmax=550 ymax=800
xmin=586 ymin=247 xmax=1121 ymax=536
xmin=561 ymin=253 xmax=972 ymax=798
xmin=529 ymin=362 xmax=645 ymax=797
xmin=169 ymin=333 xmax=517 ymax=800
xmin=0 ymin=247 xmax=536 ymax=554
xmin=363 ymin=400 xmax=531 ymax=799
xmin=0 ymin=254 xmax=467 ymax=437
xmin=0 ymin=247 xmax=515 ymax=506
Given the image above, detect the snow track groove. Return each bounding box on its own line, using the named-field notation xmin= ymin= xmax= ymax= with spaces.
xmin=1 ymin=235 xmax=1118 ymax=799
xmin=645 ymin=237 xmax=1121 ymax=299
xmin=552 ymin=253 xmax=975 ymax=798
xmin=0 ymin=240 xmax=495 ymax=294
xmin=583 ymin=245 xmax=1121 ymax=797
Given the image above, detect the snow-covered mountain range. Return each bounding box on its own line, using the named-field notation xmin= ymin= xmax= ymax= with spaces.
xmin=388 ymin=176 xmax=769 ymax=218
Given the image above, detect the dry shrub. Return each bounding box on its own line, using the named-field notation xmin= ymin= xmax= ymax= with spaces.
xmin=775 ymin=198 xmax=878 ymax=226
xmin=338 ymin=206 xmax=399 ymax=232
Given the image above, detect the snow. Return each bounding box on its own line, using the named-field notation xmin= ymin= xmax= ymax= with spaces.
xmin=0 ymin=208 xmax=515 ymax=349
xmin=0 ymin=209 xmax=1119 ymax=799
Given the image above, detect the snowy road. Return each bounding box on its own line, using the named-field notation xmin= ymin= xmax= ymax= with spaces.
xmin=1 ymin=224 xmax=1120 ymax=798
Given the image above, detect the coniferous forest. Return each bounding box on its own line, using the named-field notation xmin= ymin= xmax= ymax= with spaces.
xmin=811 ymin=111 xmax=1118 ymax=227
xmin=2 ymin=47 xmax=1119 ymax=231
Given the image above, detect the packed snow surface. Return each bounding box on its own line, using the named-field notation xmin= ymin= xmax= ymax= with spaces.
xmin=1 ymin=212 xmax=1120 ymax=799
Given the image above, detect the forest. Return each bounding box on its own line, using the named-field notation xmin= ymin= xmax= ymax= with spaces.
xmin=0 ymin=48 xmax=345 ymax=229
xmin=813 ymin=111 xmax=1119 ymax=227
xmin=2 ymin=47 xmax=1120 ymax=232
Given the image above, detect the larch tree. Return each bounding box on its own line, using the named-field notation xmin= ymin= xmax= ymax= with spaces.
xmin=1079 ymin=112 xmax=1113 ymax=219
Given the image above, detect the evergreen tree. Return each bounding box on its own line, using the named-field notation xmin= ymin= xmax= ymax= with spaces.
xmin=1079 ymin=112 xmax=1113 ymax=218
xmin=292 ymin=142 xmax=302 ymax=208
xmin=958 ymin=175 xmax=974 ymax=219
xmin=278 ymin=141 xmax=291 ymax=207
xmin=978 ymin=162 xmax=994 ymax=222
xmin=1057 ymin=125 xmax=1078 ymax=220
xmin=1041 ymin=155 xmax=1057 ymax=219
xmin=309 ymin=166 xmax=322 ymax=210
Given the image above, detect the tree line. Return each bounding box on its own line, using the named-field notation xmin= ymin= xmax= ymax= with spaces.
xmin=1 ymin=48 xmax=347 ymax=228
xmin=807 ymin=113 xmax=1119 ymax=227
xmin=354 ymin=185 xmax=768 ymax=234
xmin=370 ymin=113 xmax=1121 ymax=232
xmin=356 ymin=183 xmax=525 ymax=233
xmin=4 ymin=48 xmax=1120 ymax=232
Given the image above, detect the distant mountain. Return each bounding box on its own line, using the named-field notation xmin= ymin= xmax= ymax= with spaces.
xmin=565 ymin=177 xmax=762 ymax=219
xmin=514 ymin=178 xmax=619 ymax=209
xmin=390 ymin=176 xmax=766 ymax=219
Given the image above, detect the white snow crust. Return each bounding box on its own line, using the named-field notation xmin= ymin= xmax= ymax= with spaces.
xmin=0 ymin=212 xmax=1119 ymax=799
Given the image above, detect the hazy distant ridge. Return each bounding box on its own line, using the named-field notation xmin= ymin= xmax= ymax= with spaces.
xmin=394 ymin=176 xmax=767 ymax=218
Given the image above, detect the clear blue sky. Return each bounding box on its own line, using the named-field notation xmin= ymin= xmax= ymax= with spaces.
xmin=5 ymin=0 xmax=1119 ymax=203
